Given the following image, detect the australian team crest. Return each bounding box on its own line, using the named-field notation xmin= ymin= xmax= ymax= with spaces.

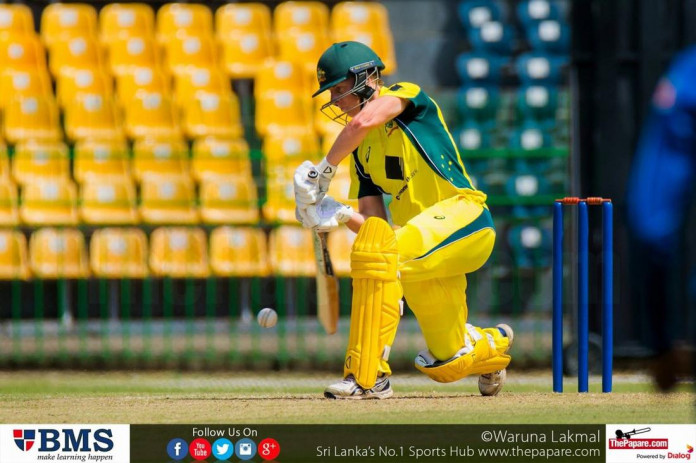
xmin=317 ymin=67 xmax=326 ymax=83
xmin=14 ymin=429 xmax=35 ymax=451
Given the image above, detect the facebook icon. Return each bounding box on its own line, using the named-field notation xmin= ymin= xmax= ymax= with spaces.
xmin=167 ymin=438 xmax=188 ymax=461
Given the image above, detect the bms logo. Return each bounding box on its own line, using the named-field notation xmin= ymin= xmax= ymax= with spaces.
xmin=13 ymin=430 xmax=35 ymax=451
xmin=12 ymin=428 xmax=114 ymax=452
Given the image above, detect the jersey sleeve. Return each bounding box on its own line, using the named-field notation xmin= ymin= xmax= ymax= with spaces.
xmin=380 ymin=82 xmax=433 ymax=121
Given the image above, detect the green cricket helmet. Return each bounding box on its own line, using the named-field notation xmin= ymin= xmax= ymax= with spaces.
xmin=312 ymin=41 xmax=385 ymax=98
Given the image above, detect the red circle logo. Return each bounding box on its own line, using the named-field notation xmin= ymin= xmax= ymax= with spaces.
xmin=258 ymin=438 xmax=281 ymax=460
xmin=189 ymin=438 xmax=211 ymax=461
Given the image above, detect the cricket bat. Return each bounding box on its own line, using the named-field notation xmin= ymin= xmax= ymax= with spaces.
xmin=312 ymin=230 xmax=339 ymax=334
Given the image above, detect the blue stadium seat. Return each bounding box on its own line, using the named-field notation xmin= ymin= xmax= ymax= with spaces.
xmin=457 ymin=85 xmax=501 ymax=128
xmin=457 ymin=0 xmax=502 ymax=29
xmin=508 ymin=122 xmax=553 ymax=151
xmin=505 ymin=172 xmax=550 ymax=198
xmin=468 ymin=21 xmax=516 ymax=55
xmin=505 ymin=172 xmax=552 ymax=218
xmin=526 ymin=19 xmax=570 ymax=54
xmin=456 ymin=52 xmax=508 ymax=85
xmin=516 ymin=0 xmax=561 ymax=28
xmin=515 ymin=52 xmax=566 ymax=85
xmin=454 ymin=120 xmax=493 ymax=152
xmin=507 ymin=224 xmax=552 ymax=268
xmin=516 ymin=84 xmax=559 ymax=127
xmin=508 ymin=122 xmax=554 ymax=173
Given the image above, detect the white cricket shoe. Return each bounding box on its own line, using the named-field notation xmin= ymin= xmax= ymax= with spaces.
xmin=324 ymin=374 xmax=393 ymax=400
xmin=478 ymin=323 xmax=514 ymax=396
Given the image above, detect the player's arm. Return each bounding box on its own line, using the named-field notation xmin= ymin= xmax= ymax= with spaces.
xmin=343 ymin=195 xmax=387 ymax=234
xmin=326 ymin=95 xmax=410 ymax=166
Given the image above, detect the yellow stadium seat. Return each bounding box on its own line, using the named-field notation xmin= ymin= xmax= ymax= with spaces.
xmin=29 ymin=228 xmax=89 ymax=278
xmin=48 ymin=35 xmax=104 ymax=77
xmin=273 ymin=1 xmax=329 ymax=35
xmin=199 ymin=174 xmax=258 ymax=225
xmin=262 ymin=130 xmax=320 ymax=162
xmin=181 ymin=91 xmax=243 ymax=139
xmin=0 ymin=34 xmax=47 ymax=71
xmin=219 ymin=30 xmax=273 ymax=79
xmin=276 ymin=29 xmax=330 ymax=67
xmin=215 ymin=3 xmax=273 ymax=79
xmin=149 ymin=226 xmax=210 ymax=277
xmin=332 ymin=26 xmax=397 ymax=74
xmin=254 ymin=59 xmax=313 ymax=97
xmin=3 ymin=96 xmax=62 ymax=144
xmin=0 ymin=180 xmax=19 ymax=226
xmin=0 ymin=230 xmax=29 ymax=279
xmin=255 ymin=90 xmax=314 ymax=136
xmin=156 ymin=3 xmax=213 ymax=44
xmin=172 ymin=67 xmax=230 ymax=106
xmin=191 ymin=137 xmax=251 ymax=181
xmin=56 ymin=68 xmax=113 ymax=109
xmin=0 ymin=69 xmax=52 ymax=113
xmin=90 ymin=227 xmax=148 ymax=278
xmin=327 ymin=226 xmax=356 ymax=277
xmin=331 ymin=2 xmax=391 ymax=31
xmin=268 ymin=225 xmax=316 ymax=276
xmin=20 ymin=179 xmax=79 ymax=226
xmin=123 ymin=92 xmax=181 ymax=140
xmin=115 ymin=67 xmax=169 ymax=104
xmin=64 ymin=93 xmax=124 ymax=142
xmin=209 ymin=226 xmax=269 ymax=277
xmin=139 ymin=174 xmax=198 ymax=224
xmin=12 ymin=140 xmax=70 ymax=186
xmin=107 ymin=35 xmax=161 ymax=77
xmin=80 ymin=177 xmax=138 ymax=225
xmin=262 ymin=166 xmax=296 ymax=224
xmin=215 ymin=3 xmax=272 ymax=36
xmin=132 ymin=138 xmax=189 ymax=182
xmin=163 ymin=32 xmax=218 ymax=77
xmin=99 ymin=3 xmax=155 ymax=44
xmin=41 ymin=3 xmax=98 ymax=44
xmin=73 ymin=139 xmax=131 ymax=182
xmin=0 ymin=4 xmax=35 ymax=36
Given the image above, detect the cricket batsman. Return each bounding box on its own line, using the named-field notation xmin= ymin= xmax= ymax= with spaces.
xmin=294 ymin=41 xmax=513 ymax=399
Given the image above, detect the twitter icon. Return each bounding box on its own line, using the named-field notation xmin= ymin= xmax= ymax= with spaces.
xmin=212 ymin=438 xmax=234 ymax=461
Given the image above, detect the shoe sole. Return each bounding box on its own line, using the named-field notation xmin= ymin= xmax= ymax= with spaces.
xmin=324 ymin=388 xmax=394 ymax=400
xmin=478 ymin=369 xmax=506 ymax=396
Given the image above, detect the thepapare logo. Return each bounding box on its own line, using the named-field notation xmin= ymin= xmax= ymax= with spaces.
xmin=24 ymin=428 xmax=115 ymax=452
xmin=13 ymin=430 xmax=35 ymax=451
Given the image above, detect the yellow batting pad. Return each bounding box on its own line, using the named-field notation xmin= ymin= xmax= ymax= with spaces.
xmin=344 ymin=217 xmax=402 ymax=389
xmin=414 ymin=325 xmax=511 ymax=383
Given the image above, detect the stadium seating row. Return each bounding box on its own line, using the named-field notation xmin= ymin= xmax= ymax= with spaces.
xmin=0 ymin=168 xmax=355 ymax=226
xmin=0 ymin=225 xmax=356 ymax=279
xmin=0 ymin=221 xmax=553 ymax=280
xmin=0 ymin=1 xmax=396 ymax=78
xmin=458 ymin=0 xmax=570 ymax=55
xmin=456 ymin=52 xmax=567 ymax=85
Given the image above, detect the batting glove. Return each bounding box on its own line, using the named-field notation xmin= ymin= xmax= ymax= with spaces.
xmin=314 ymin=196 xmax=353 ymax=233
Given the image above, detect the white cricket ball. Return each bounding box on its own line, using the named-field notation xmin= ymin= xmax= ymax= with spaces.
xmin=257 ymin=308 xmax=278 ymax=328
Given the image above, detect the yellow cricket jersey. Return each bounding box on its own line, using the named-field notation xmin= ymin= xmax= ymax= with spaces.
xmin=348 ymin=82 xmax=487 ymax=226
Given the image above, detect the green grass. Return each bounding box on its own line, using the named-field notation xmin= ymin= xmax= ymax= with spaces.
xmin=0 ymin=371 xmax=692 ymax=424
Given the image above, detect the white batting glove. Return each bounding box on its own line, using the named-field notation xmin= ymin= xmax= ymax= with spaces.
xmin=294 ymin=160 xmax=321 ymax=227
xmin=314 ymin=196 xmax=353 ymax=233
xmin=315 ymin=157 xmax=337 ymax=203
